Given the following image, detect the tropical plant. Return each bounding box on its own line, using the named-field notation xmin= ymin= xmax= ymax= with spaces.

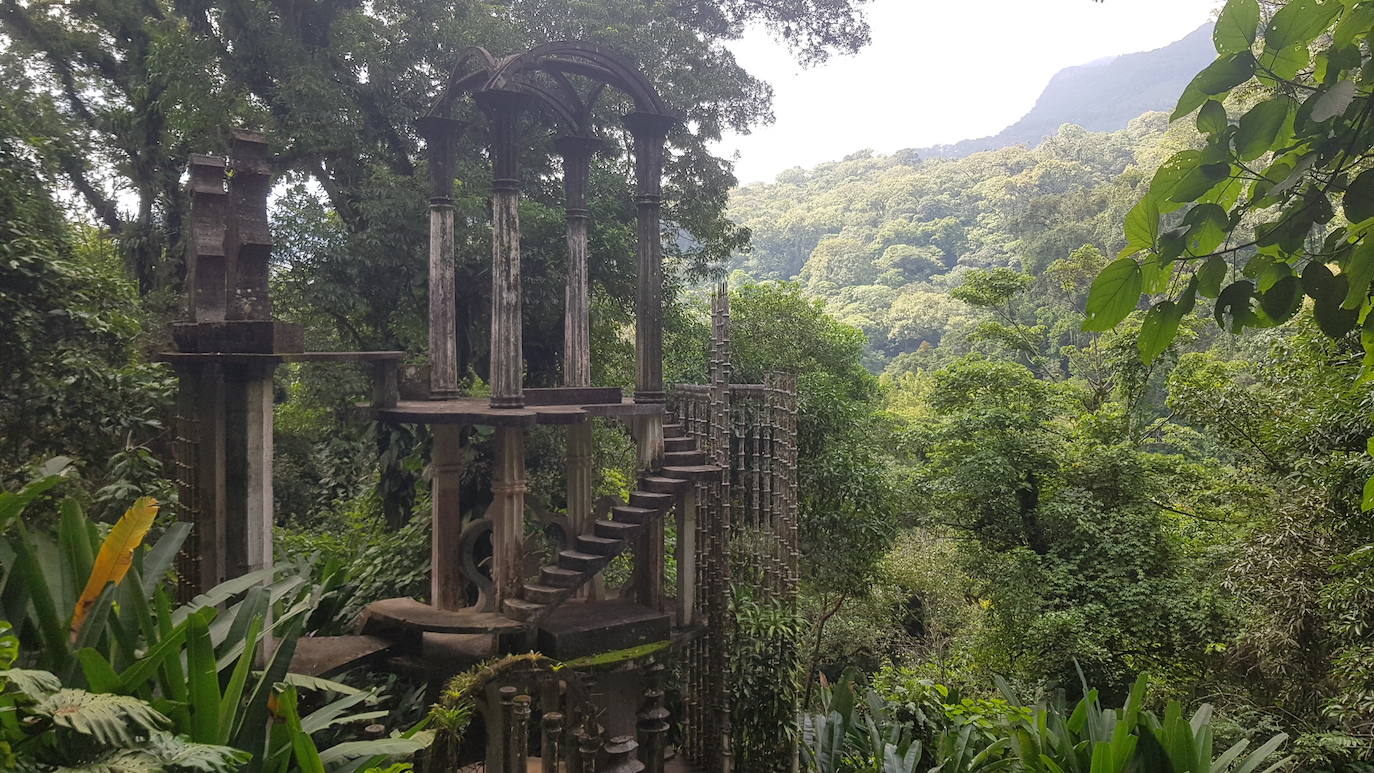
xmin=802 ymin=670 xmax=1011 ymax=773
xmin=0 ymin=464 xmax=433 ymax=771
xmin=731 ymin=587 xmax=806 ymax=771
xmin=1001 ymin=675 xmax=1291 ymax=773
xmin=0 ymin=636 xmax=251 ymax=773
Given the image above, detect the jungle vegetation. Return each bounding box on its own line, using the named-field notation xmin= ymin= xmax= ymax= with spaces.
xmin=3 ymin=0 xmax=1374 ymax=770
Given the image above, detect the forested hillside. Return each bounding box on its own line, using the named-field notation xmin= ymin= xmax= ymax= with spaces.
xmin=729 ymin=113 xmax=1184 ymax=369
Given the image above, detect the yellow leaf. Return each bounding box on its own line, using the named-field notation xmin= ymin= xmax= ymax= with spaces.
xmin=70 ymin=497 xmax=158 ymax=639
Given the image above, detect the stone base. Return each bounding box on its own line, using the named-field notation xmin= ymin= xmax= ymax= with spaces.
xmin=535 ymin=599 xmax=669 ymax=660
xmin=172 ymin=320 xmax=304 ymax=354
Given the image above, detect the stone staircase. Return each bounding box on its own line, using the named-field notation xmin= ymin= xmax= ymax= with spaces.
xmin=500 ymin=419 xmax=717 ymax=623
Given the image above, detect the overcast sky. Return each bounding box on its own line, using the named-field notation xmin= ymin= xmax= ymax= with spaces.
xmin=716 ymin=0 xmax=1217 ymax=185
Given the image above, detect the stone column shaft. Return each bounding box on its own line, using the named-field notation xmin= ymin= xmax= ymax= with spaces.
xmin=418 ymin=116 xmax=467 ymax=398
xmin=431 ymin=424 xmax=465 ymax=609
xmin=622 ymin=113 xmax=674 ymax=407
xmin=478 ymin=90 xmax=529 ymax=409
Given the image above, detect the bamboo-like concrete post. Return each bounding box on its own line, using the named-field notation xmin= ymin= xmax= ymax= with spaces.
xmin=541 ymin=712 xmax=564 ymax=773
xmin=622 ymin=112 xmax=675 ymax=471
xmin=637 ymin=663 xmax=669 ymax=773
xmin=509 ymin=693 xmax=532 ymax=773
xmin=478 ymin=89 xmax=530 ymax=410
xmin=417 ymin=115 xmax=468 ymax=398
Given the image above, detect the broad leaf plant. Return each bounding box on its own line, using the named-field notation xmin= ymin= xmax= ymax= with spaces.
xmin=1087 ymin=0 xmax=1374 ymax=506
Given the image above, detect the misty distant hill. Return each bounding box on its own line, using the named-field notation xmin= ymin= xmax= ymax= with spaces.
xmin=914 ymin=24 xmax=1214 ymax=160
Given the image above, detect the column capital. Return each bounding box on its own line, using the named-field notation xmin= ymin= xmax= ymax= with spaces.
xmin=553 ymin=134 xmax=606 ymax=162
xmin=620 ymin=111 xmax=678 ymax=140
xmin=416 ymin=115 xmax=468 ymax=203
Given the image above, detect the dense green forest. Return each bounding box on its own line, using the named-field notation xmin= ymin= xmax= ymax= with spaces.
xmin=5 ymin=0 xmax=1374 ymax=770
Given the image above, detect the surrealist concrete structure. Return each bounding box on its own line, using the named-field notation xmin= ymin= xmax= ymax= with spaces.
xmin=165 ymin=43 xmax=799 ymax=772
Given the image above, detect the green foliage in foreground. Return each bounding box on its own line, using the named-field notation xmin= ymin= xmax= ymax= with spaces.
xmin=1088 ymin=0 xmax=1374 ymax=446
xmin=804 ymin=671 xmax=1291 ymax=773
xmin=0 ymin=465 xmax=433 ymax=772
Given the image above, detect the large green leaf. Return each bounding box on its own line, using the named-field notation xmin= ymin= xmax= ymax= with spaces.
xmin=1310 ymin=80 xmax=1357 ymax=123
xmin=1214 ymin=0 xmax=1261 ymax=54
xmin=1341 ymin=241 xmax=1374 ymax=309
xmin=1083 ymin=258 xmax=1143 ymax=331
xmin=1234 ymin=98 xmax=1291 ymax=161
xmin=1264 ymin=0 xmax=1340 ymax=52
xmin=1345 ymin=169 xmax=1374 ymax=224
xmin=1198 ymin=256 xmax=1229 ymax=298
xmin=1173 ymin=53 xmax=1256 ymax=119
xmin=1123 ymin=196 xmax=1161 ymax=254
xmin=1197 ymin=100 xmax=1229 ymax=137
xmin=1139 ymin=300 xmax=1183 ymax=364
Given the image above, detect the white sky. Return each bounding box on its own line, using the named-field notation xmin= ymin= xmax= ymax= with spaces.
xmin=717 ymin=0 xmax=1218 ymax=184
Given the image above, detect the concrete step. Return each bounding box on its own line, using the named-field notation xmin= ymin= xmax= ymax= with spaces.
xmin=541 ymin=566 xmax=583 ymax=588
xmin=558 ymin=550 xmax=606 ymax=572
xmin=577 ymin=534 xmax=624 ymax=556
xmin=502 ymin=598 xmax=545 ymax=622
xmin=522 ymin=583 xmax=568 ymax=605
xmin=641 ymin=475 xmax=690 ymax=494
xmin=664 ymin=436 xmax=695 ymax=452
xmin=630 ymin=490 xmax=674 ymax=510
xmin=612 ymin=505 xmax=657 ymax=524
xmin=664 ymin=450 xmax=705 ymax=466
xmin=663 ymin=423 xmax=685 ymax=438
xmin=662 ymin=464 xmax=720 ymax=479
xmin=595 ymin=519 xmax=641 ymax=540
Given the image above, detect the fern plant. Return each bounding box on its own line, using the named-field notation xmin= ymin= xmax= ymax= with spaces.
xmin=1 ymin=652 xmax=248 ymax=773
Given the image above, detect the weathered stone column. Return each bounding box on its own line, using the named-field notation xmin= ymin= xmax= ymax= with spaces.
xmin=478 ymin=89 xmax=530 ymax=409
xmin=623 ymin=112 xmax=675 ymax=473
xmin=622 ymin=112 xmax=674 ymax=408
xmin=431 ymin=424 xmax=465 ymax=610
xmin=556 ymin=135 xmax=603 ymax=599
xmin=675 ymin=488 xmax=697 ymax=625
xmin=556 ymin=135 xmax=601 ymax=388
xmin=637 ymin=663 xmax=669 ymax=773
xmin=417 ymin=116 xmax=468 ymax=398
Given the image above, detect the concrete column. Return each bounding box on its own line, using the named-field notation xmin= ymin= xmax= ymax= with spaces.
xmin=676 ymin=488 xmax=697 ymax=625
xmin=477 ymin=90 xmax=530 ymax=410
xmin=491 ymin=426 xmax=526 ymax=606
xmin=555 ymin=135 xmax=602 ymax=388
xmin=621 ymin=112 xmax=675 ymax=408
xmin=431 ymin=424 xmax=465 ymax=609
xmin=223 ymin=363 xmax=274 ymax=581
xmin=187 ymin=155 xmax=228 ymax=322
xmin=417 ymin=116 xmax=468 ymax=399
xmin=225 ymin=131 xmax=272 ymax=321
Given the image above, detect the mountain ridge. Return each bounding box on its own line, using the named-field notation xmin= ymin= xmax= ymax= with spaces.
xmin=910 ymin=23 xmax=1213 ymax=160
